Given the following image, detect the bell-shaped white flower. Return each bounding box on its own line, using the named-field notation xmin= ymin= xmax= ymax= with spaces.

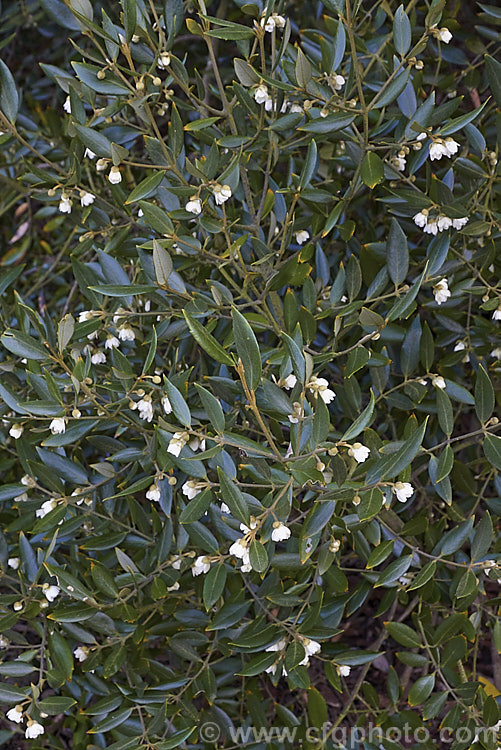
xmin=295 ymin=230 xmax=310 ymax=245
xmin=91 ymin=350 xmax=106 ymax=365
xmin=84 ymin=148 xmax=96 ymax=159
xmin=432 ymin=375 xmax=446 ymax=389
xmin=182 ymin=480 xmax=204 ymax=500
xmin=117 ymin=324 xmax=135 ymax=341
xmin=307 ymin=375 xmax=336 ymax=404
xmin=43 ymin=584 xmax=60 ymax=602
xmin=8 ymin=557 xmax=20 ymax=569
xmin=105 ymin=335 xmax=120 ymax=349
xmin=49 ymin=417 xmax=66 ymax=435
xmin=299 ymin=635 xmax=321 ymax=658
xmin=282 ymin=374 xmax=297 ymax=389
xmin=254 ymin=84 xmax=269 ymax=104
xmin=413 ymin=211 xmax=428 ymax=228
xmin=25 ymin=719 xmax=45 ymax=739
xmin=338 ymin=665 xmax=351 ymax=677
xmin=423 ymin=217 xmax=438 ymax=235
xmin=271 ymin=522 xmax=291 ymax=542
xmin=333 ymin=74 xmax=345 ymax=90
xmin=429 ymin=140 xmax=448 ymax=161
xmin=74 ymin=645 xmax=89 ymax=662
xmin=492 ymin=307 xmax=501 ymax=321
xmin=7 ymin=706 xmax=24 ymax=723
xmin=452 ymin=217 xmax=468 ymax=229
xmin=9 ymin=424 xmax=23 ymax=439
xmin=213 ymin=184 xmax=232 ymax=205
xmin=137 ymin=396 xmax=154 ymax=422
xmin=229 ymin=538 xmax=248 ymax=559
xmin=433 ymin=278 xmax=451 ymax=305
xmin=108 ymin=166 xmax=122 ymax=184
xmin=185 ymin=197 xmax=202 ymax=214
xmin=491 ymin=347 xmax=501 ymax=359
xmin=80 ymin=191 xmax=95 ymax=207
xmin=220 ymin=502 xmax=230 ymax=514
xmin=59 ymin=195 xmax=72 ymax=214
xmin=444 ymin=137 xmax=459 ymax=156
xmin=167 ymin=431 xmax=189 ymax=456
xmin=437 ymin=27 xmax=452 ymax=43
xmin=348 ymin=442 xmax=370 ymax=463
xmin=63 ymin=96 xmax=71 ymax=113
xmin=162 ymin=396 xmax=173 ymax=414
xmin=192 ymin=556 xmax=211 ymax=576
xmin=96 ymin=158 xmax=107 ymax=172
xmin=437 ymin=215 xmax=452 ymax=231
xmin=146 ymin=484 xmax=161 ymax=502
xmin=157 ymin=52 xmax=171 ymax=69
xmin=392 ymin=482 xmax=414 ymax=503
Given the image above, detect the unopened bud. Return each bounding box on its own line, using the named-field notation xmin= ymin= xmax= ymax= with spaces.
xmin=97 ymin=70 xmax=106 ymax=80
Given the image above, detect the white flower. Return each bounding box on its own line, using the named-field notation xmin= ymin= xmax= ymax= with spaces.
xmin=416 ymin=132 xmax=427 ymax=141
xmin=157 ymin=52 xmax=171 ymax=69
xmin=307 ymin=375 xmax=336 ymax=404
xmin=492 ymin=307 xmax=501 ymax=321
xmin=192 ymin=556 xmax=211 ymax=576
xmin=167 ymin=581 xmax=180 ymax=592
xmin=433 ymin=278 xmax=451 ymax=305
xmin=49 ymin=417 xmax=66 ymax=435
xmin=189 ymin=436 xmax=206 ymax=452
xmin=80 ymin=191 xmax=95 ymax=207
xmin=295 ymin=230 xmax=310 ymax=245
xmin=452 ymin=217 xmax=468 ymax=229
xmin=63 ymin=96 xmax=71 ymax=113
xmin=78 ymin=310 xmax=95 ymax=323
xmin=43 ymin=584 xmax=60 ymax=602
xmin=229 ymin=538 xmax=248 ymax=559
xmin=91 ymin=350 xmax=106 ymax=365
xmin=432 ymin=375 xmax=446 ymax=389
xmin=171 ymin=555 xmax=182 ymax=570
xmin=393 ymin=155 xmax=406 ymax=171
xmin=437 ymin=215 xmax=452 ymax=231
xmin=8 ymin=557 xmax=20 ymax=569
xmin=254 ymin=84 xmax=269 ymax=104
xmin=105 ymin=335 xmax=120 ymax=349
xmin=392 ymin=482 xmax=414 ymax=503
xmin=108 ymin=166 xmax=122 ymax=184
xmin=9 ymin=424 xmax=23 ymax=439
xmin=338 ymin=665 xmax=351 ymax=677
xmin=185 ymin=197 xmax=202 ymax=214
xmin=423 ymin=217 xmax=438 ymax=235
xmin=146 ymin=484 xmax=161 ymax=502
xmin=282 ymin=374 xmax=297 ymax=390
xmin=7 ymin=706 xmax=24 ymax=723
xmin=348 ymin=442 xmax=370 ymax=463
xmin=261 ymin=12 xmax=286 ymax=32
xmin=162 ymin=396 xmax=172 ymax=414
xmin=413 ymin=211 xmax=428 ymax=228
xmin=240 ymin=519 xmax=258 ymax=534
xmin=299 ymin=636 xmax=321 ymax=659
xmin=290 ymin=103 xmax=303 ymax=114
xmin=36 ymin=500 xmax=57 ymax=519
xmin=444 ymin=137 xmax=459 ymax=156
xmin=330 ymin=539 xmax=340 ymax=553
xmin=182 ymin=480 xmax=204 ymax=500
xmin=137 ymin=396 xmax=154 ymax=422
xmin=454 ymin=341 xmax=466 ymax=352
xmin=271 ymin=522 xmax=291 ymax=542
xmin=0 ymin=635 xmax=10 ymax=647
xmin=288 ymin=402 xmax=303 ymax=424
xmin=491 ymin=348 xmax=501 ymax=359
xmin=429 ymin=140 xmax=448 ymax=161
xmin=437 ymin=27 xmax=452 ymax=43
xmin=117 ymin=324 xmax=135 ymax=341
xmin=74 ymin=645 xmax=89 ymax=662
xmin=25 ymin=720 xmax=45 ymax=739
xmin=213 ymin=184 xmax=232 ymax=205
xmin=96 ymin=158 xmax=107 ymax=172
xmin=59 ymin=195 xmax=72 ymax=214
xmin=220 ymin=503 xmax=230 ymax=514
xmin=13 ymin=601 xmax=23 ymax=611
xmin=84 ymin=148 xmax=96 ymax=159
xmin=21 ymin=474 xmax=36 ymax=487
xmin=332 ymin=74 xmax=345 ymax=90
xmin=167 ymin=431 xmax=189 ymax=457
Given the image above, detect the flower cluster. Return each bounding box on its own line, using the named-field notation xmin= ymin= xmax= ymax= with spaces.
xmin=413 ymin=209 xmax=468 ymax=235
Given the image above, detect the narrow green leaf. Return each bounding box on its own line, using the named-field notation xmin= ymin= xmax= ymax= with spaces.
xmin=361 ymin=151 xmax=384 ymax=189
xmin=183 ymin=310 xmax=234 ymax=367
xmin=475 ymin=364 xmax=494 ymax=424
xmin=232 ymin=308 xmax=262 ymax=391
